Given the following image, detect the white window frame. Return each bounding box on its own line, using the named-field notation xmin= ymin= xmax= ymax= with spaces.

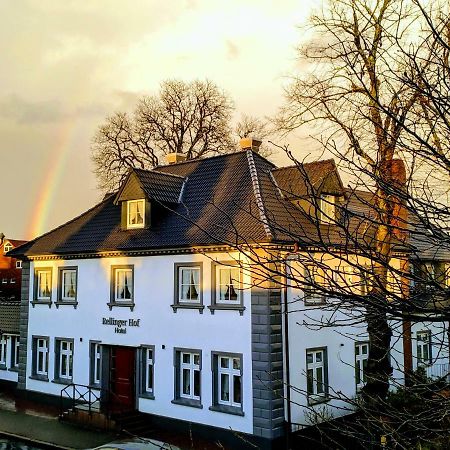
xmin=319 ymin=194 xmax=335 ymax=224
xmin=127 ymin=199 xmax=145 ymax=229
xmin=16 ymin=260 xmax=22 ymax=269
xmin=444 ymin=263 xmax=450 ymax=287
xmin=93 ymin=343 xmax=101 ymax=385
xmin=178 ymin=266 xmax=201 ymax=303
xmin=0 ymin=336 xmax=7 ymax=367
xmin=36 ymin=269 xmax=52 ymax=301
xmin=355 ymin=342 xmax=369 ymax=391
xmin=417 ymin=331 xmax=432 ymax=366
xmin=218 ymin=355 xmax=242 ymax=408
xmin=10 ymin=278 xmax=15 ymax=284
xmin=114 ymin=268 xmax=133 ymax=302
xmin=58 ymin=340 xmax=73 ymax=380
xmin=179 ymin=351 xmax=200 ymax=401
xmin=306 ymin=348 xmax=328 ymax=401
xmin=145 ymin=347 xmax=154 ymax=394
xmin=1 ymin=278 xmax=6 ymax=284
xmin=216 ymin=266 xmax=240 ymax=304
xmin=3 ymin=243 xmax=12 ymax=254
xmin=36 ymin=338 xmax=49 ymax=376
xmin=60 ymin=268 xmax=77 ymax=301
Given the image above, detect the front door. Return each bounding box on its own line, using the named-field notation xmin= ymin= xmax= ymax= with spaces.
xmin=110 ymin=346 xmax=135 ymax=411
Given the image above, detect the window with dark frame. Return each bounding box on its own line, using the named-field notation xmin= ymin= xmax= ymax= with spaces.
xmin=90 ymin=342 xmax=102 ymax=386
xmin=173 ymin=349 xmax=202 ymax=408
xmin=306 ymin=347 xmax=328 ymax=403
xmin=304 ymin=265 xmax=326 ymax=305
xmin=417 ymin=330 xmax=432 ymax=366
xmin=355 ymin=342 xmax=369 ymax=391
xmin=172 ymin=263 xmax=203 ymax=312
xmin=210 ymin=262 xmax=245 ymax=314
xmin=0 ymin=336 xmax=7 ymax=368
xmin=59 ymin=268 xmax=77 ymax=302
xmin=55 ymin=339 xmax=73 ymax=382
xmin=109 ymin=266 xmax=134 ymax=309
xmin=140 ymin=346 xmax=154 ymax=398
xmin=34 ymin=268 xmax=52 ymax=303
xmin=32 ymin=336 xmax=49 ymax=380
xmin=210 ymin=352 xmax=243 ymax=416
xmin=11 ymin=336 xmax=19 ymax=369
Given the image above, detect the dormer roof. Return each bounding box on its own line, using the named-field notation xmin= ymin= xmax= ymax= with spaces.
xmin=114 ymin=168 xmax=186 ymax=205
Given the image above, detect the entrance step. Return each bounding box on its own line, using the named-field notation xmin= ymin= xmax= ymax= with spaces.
xmin=113 ymin=411 xmax=154 ymax=438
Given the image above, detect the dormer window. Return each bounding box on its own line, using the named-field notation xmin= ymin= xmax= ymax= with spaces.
xmin=319 ymin=195 xmax=336 ymax=224
xmin=127 ymin=200 xmax=145 ymax=229
xmin=3 ymin=243 xmax=12 ymax=254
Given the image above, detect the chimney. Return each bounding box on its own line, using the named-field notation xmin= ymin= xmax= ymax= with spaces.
xmin=240 ymin=137 xmax=262 ymax=153
xmin=165 ymin=152 xmax=187 ymax=165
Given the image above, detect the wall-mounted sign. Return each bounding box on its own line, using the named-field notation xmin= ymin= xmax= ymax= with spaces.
xmin=102 ymin=317 xmax=141 ymax=334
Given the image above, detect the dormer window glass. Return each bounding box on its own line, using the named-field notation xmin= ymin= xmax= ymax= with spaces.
xmin=319 ymin=195 xmax=336 ymax=224
xmin=127 ymin=200 xmax=145 ymax=229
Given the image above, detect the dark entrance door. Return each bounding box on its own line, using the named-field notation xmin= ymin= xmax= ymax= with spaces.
xmin=110 ymin=346 xmax=135 ymax=411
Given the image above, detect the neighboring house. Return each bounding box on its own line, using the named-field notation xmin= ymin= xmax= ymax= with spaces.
xmin=0 ymin=235 xmax=27 ymax=301
xmin=0 ymin=302 xmax=21 ymax=386
xmin=8 ymin=143 xmax=449 ymax=448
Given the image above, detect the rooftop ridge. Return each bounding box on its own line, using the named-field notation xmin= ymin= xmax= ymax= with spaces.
xmin=246 ymin=150 xmax=273 ymax=240
xmin=271 ymin=158 xmax=336 ymax=172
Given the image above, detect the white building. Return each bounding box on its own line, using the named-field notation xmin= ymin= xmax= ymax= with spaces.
xmin=9 ymin=145 xmax=449 ymax=449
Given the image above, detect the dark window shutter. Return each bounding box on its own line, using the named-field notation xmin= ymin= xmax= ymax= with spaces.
xmin=145 ymin=200 xmax=151 ymax=228
xmin=174 ymin=351 xmax=180 ymax=399
xmin=212 ymin=354 xmax=218 ymax=405
xmin=121 ymin=202 xmax=127 ymax=230
xmin=324 ymin=348 xmax=329 ymax=396
xmin=31 ymin=339 xmax=37 ymax=375
xmin=54 ymin=340 xmax=60 ymax=380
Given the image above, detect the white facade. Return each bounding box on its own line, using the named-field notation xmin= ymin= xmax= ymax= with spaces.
xmin=26 ymin=252 xmax=254 ymax=433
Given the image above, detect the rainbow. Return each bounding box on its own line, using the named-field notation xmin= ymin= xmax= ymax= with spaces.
xmin=26 ymin=123 xmax=78 ymax=239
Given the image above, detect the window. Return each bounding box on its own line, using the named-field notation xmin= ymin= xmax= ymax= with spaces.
xmin=173 ymin=349 xmax=201 ymax=408
xmin=0 ymin=336 xmax=7 ymax=368
xmin=140 ymin=346 xmax=154 ymax=398
xmin=32 ymin=336 xmax=49 ymax=380
xmin=57 ymin=267 xmax=78 ymax=305
xmin=90 ymin=342 xmax=102 ymax=386
xmin=11 ymin=336 xmax=19 ymax=369
xmin=355 ymin=342 xmax=369 ymax=391
xmin=10 ymin=278 xmax=15 ymax=284
xmin=109 ymin=266 xmax=134 ymax=309
xmin=34 ymin=268 xmax=52 ymax=303
xmin=127 ymin=199 xmax=145 ymax=229
xmin=16 ymin=261 xmax=22 ymax=269
xmin=304 ymin=265 xmax=326 ymax=305
xmin=172 ymin=263 xmax=203 ymax=312
xmin=2 ymin=278 xmax=6 ymax=284
xmin=319 ymin=195 xmax=335 ymax=224
xmin=306 ymin=348 xmax=328 ymax=403
xmin=3 ymin=243 xmax=12 ymax=254
xmin=417 ymin=331 xmax=432 ymax=366
xmin=210 ymin=262 xmax=245 ymax=314
xmin=55 ymin=339 xmax=73 ymax=382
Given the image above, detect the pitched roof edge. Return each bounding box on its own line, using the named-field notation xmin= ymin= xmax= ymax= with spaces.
xmin=246 ymin=150 xmax=273 ymax=240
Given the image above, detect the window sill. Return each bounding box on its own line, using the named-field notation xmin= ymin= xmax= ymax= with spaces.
xmin=29 ymin=375 xmax=49 ymax=382
xmin=8 ymin=367 xmax=18 ymax=373
xmin=30 ymin=300 xmax=52 ymax=308
xmin=209 ymin=404 xmax=244 ymax=416
xmin=208 ymin=304 xmax=245 ymax=316
xmin=55 ymin=301 xmax=78 ymax=309
xmin=171 ymin=398 xmax=203 ymax=409
xmin=107 ymin=301 xmax=135 ymax=311
xmin=52 ymin=378 xmax=73 ymax=385
xmin=171 ymin=303 xmax=205 ymax=314
xmin=304 ymin=298 xmax=326 ymax=307
xmin=307 ymin=395 xmax=329 ymax=406
xmin=139 ymin=392 xmax=155 ymax=400
xmin=88 ymin=384 xmax=101 ymax=390
xmin=0 ymin=364 xmax=7 ymax=371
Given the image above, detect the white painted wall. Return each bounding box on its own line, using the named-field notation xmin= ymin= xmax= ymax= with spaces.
xmin=284 ymin=256 xmax=449 ymax=429
xmin=26 ymin=252 xmax=254 ymax=434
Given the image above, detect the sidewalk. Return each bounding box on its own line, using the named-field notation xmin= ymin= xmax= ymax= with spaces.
xmin=0 ymin=392 xmax=117 ymax=450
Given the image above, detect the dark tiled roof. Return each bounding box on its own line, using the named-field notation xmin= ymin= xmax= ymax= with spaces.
xmin=0 ymin=302 xmax=20 ymax=334
xmin=272 ymin=160 xmax=343 ymax=199
xmin=134 ymin=169 xmax=185 ymax=204
xmin=6 ymin=240 xmax=27 ymax=248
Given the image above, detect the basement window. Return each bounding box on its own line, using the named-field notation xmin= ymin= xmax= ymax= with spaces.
xmin=127 ymin=199 xmax=145 ymax=229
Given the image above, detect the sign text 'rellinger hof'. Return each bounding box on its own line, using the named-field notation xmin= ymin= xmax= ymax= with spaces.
xmin=102 ymin=317 xmax=141 ymax=334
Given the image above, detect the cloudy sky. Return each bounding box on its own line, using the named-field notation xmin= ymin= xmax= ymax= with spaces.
xmin=1 ymin=0 xmax=320 ymax=240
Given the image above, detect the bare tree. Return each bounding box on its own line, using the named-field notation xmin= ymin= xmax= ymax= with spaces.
xmin=91 ymin=79 xmax=235 ymax=192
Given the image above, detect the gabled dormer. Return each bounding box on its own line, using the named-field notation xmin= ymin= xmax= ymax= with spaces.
xmin=114 ymin=168 xmax=186 ymax=230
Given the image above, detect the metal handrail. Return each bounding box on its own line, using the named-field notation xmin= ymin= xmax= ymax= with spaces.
xmin=59 ymin=383 xmax=127 ymax=419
